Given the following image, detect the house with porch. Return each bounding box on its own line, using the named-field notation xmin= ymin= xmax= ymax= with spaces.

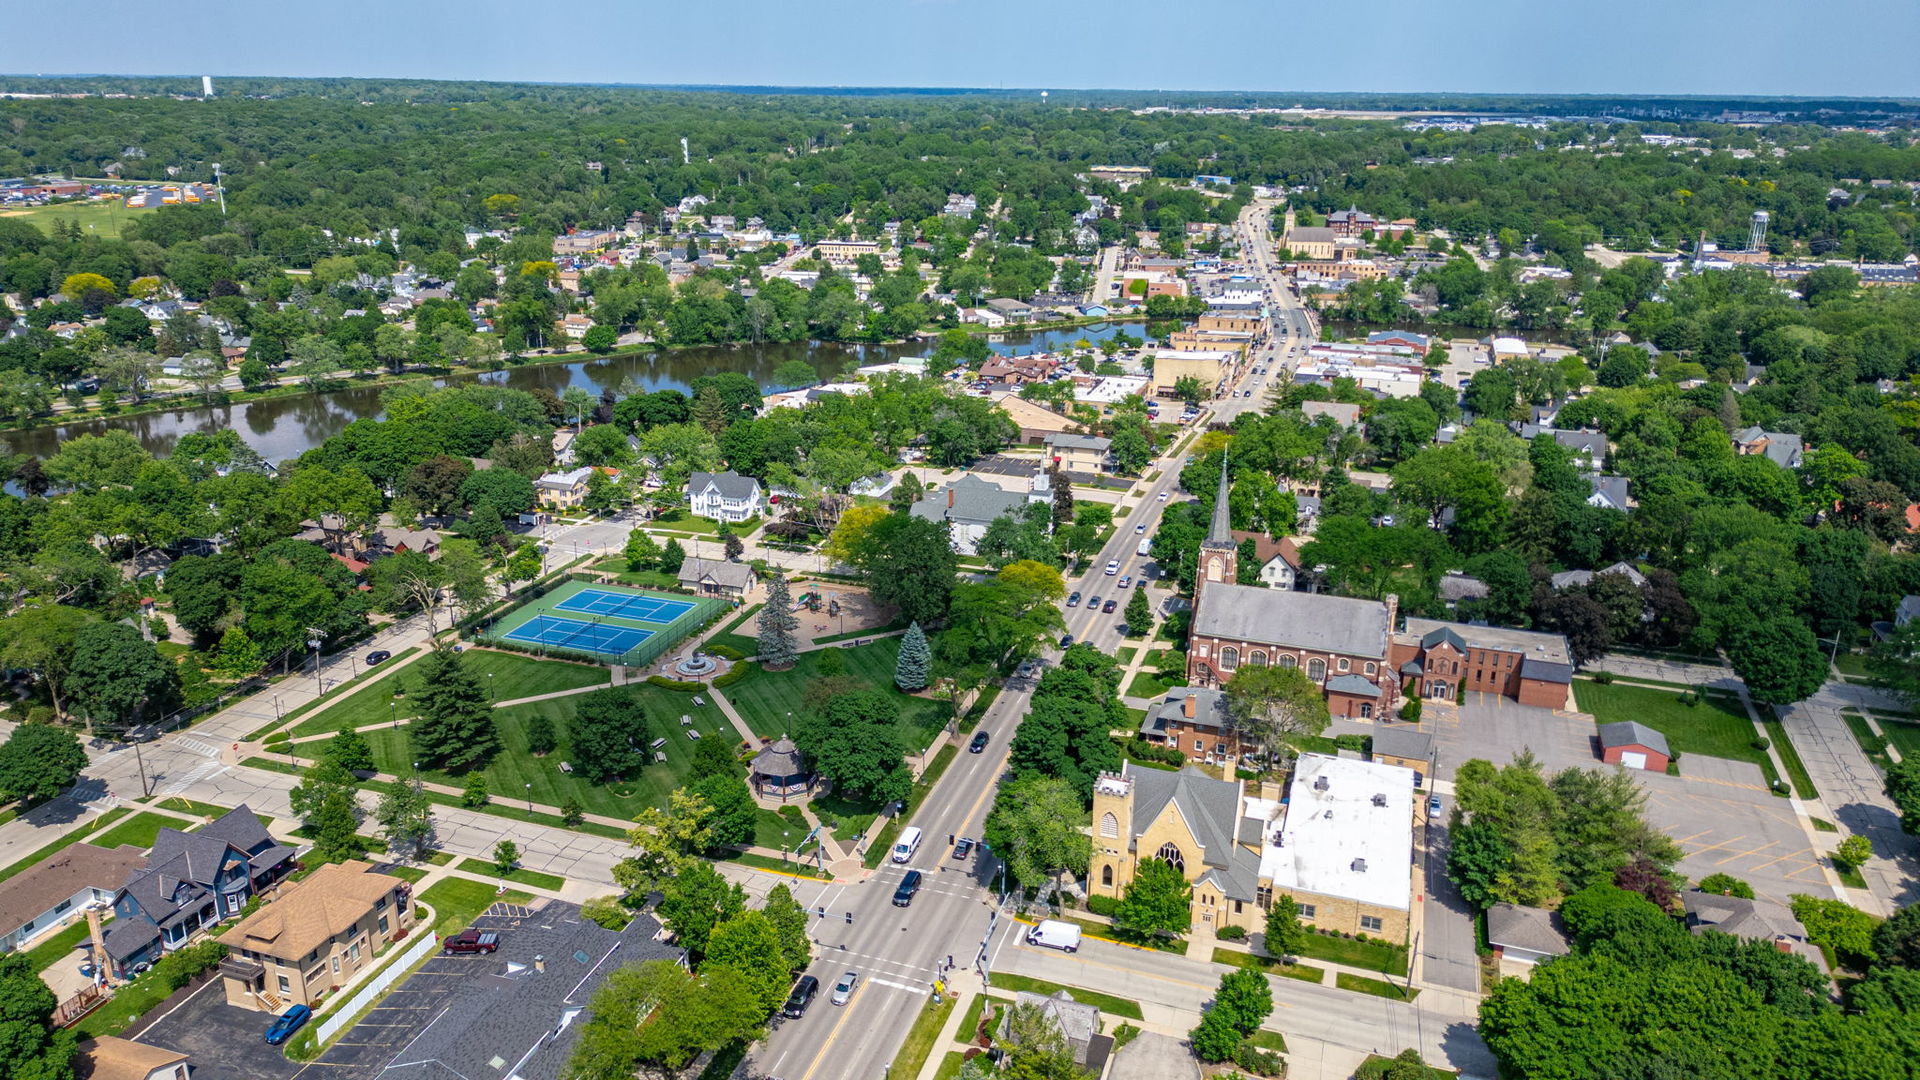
xmin=103 ymin=807 xmax=294 ymax=980
xmin=687 ymin=470 xmax=764 ymax=523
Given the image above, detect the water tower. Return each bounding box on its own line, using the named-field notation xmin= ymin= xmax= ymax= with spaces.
xmin=1748 ymin=210 xmax=1769 ymax=253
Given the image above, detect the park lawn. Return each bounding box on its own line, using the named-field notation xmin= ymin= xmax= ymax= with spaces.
xmin=809 ymin=788 xmax=882 ymax=844
xmin=723 ymin=638 xmax=947 ymax=750
xmin=455 ymin=858 xmax=566 ymax=891
xmin=292 ymin=650 xmax=608 ymax=737
xmin=417 ymin=877 xmax=534 ymax=935
xmin=361 ymin=683 xmax=736 ymax=822
xmin=1573 ymin=681 xmax=1782 ymax=789
xmin=710 ymin=602 xmax=764 ymax=655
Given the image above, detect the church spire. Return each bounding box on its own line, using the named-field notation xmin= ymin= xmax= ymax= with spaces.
xmin=1206 ymin=447 xmax=1233 ymax=547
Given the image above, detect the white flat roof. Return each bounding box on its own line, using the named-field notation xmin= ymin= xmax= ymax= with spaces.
xmin=1260 ymin=754 xmax=1414 ymax=911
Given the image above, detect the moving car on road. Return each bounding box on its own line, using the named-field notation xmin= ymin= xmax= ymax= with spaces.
xmin=1105 ymin=560 xmax=1119 ymax=575
xmin=1102 ymin=599 xmax=1118 ymax=613
xmin=892 ymin=870 xmax=923 ymax=907
xmin=1067 ymin=591 xmax=1081 ymax=607
xmin=783 ymin=975 xmax=820 ymax=1018
xmin=831 ymin=971 xmax=859 ymax=1006
xmin=969 ymin=731 xmax=990 ymax=753
xmin=1027 ymin=920 xmax=1082 ymax=953
xmin=366 ymin=650 xmax=392 ymax=665
xmin=953 ymin=837 xmax=974 ymax=859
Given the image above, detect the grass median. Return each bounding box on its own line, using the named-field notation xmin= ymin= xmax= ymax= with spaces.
xmin=455 ymin=858 xmax=566 ymax=890
xmin=863 ymin=744 xmax=959 ymax=869
xmin=1336 ymin=971 xmax=1419 ymax=1001
xmin=984 ymin=973 xmax=1143 ymax=1019
xmin=888 ymin=994 xmax=956 ymax=1080
xmin=1213 ymin=947 xmax=1327 ymax=983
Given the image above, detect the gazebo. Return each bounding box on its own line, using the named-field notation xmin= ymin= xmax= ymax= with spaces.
xmin=750 ymin=737 xmax=815 ymax=801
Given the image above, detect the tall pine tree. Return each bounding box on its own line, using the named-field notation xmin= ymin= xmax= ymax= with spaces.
xmin=758 ymin=571 xmax=799 ymax=670
xmin=408 ymin=646 xmax=498 ymax=771
xmin=894 ymin=621 xmax=931 ymax=691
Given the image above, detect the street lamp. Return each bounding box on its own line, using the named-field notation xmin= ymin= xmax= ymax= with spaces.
xmin=391 ymin=701 xmax=398 ymax=729
xmin=306 ymin=627 xmax=326 ymax=696
xmin=526 ymin=783 xmax=533 ymax=816
xmin=488 ymin=672 xmax=495 ymax=701
xmin=783 ymin=830 xmax=790 ymax=865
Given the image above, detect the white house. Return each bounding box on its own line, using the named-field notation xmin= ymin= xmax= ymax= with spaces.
xmin=0 ymin=843 xmax=147 ymax=955
xmin=688 ymin=470 xmax=764 ymax=523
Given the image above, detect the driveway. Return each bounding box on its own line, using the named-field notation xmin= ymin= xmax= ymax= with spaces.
xmin=135 ymin=979 xmax=306 ymax=1080
xmin=1108 ymin=1032 xmax=1199 ymax=1080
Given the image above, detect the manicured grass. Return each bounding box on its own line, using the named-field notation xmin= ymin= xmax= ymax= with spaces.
xmin=1294 ymin=931 xmax=1408 ymax=975
xmin=726 ymin=638 xmax=946 ymax=751
xmin=240 ymin=756 xmax=632 ymax=840
xmin=0 ymin=807 xmax=134 ymax=886
xmin=456 ymin=858 xmax=566 ymax=890
xmin=23 ymin=919 xmax=95 ymax=973
xmin=267 ymin=646 xmax=425 ymax=734
xmin=810 ymin=788 xmax=882 ymax=844
xmin=1834 ymin=651 xmax=1872 ymax=677
xmin=889 ymin=994 xmax=956 ymax=1080
xmin=1812 ymin=817 xmax=1839 ymax=833
xmin=1574 ymin=681 xmax=1783 ymax=790
xmin=0 ymin=197 xmax=135 ymax=239
xmin=361 ymin=683 xmax=735 ymax=822
xmin=720 ymin=851 xmax=832 ymax=879
xmin=932 ymin=1051 xmax=967 ymax=1080
xmin=957 ymin=991 xmax=994 ymax=1045
xmin=1248 ymin=1029 xmax=1288 ymax=1052
xmin=985 ymin=973 xmax=1144 ymax=1019
xmin=1336 ymin=971 xmax=1419 ymax=1001
xmin=384 ymin=866 xmax=429 ymax=884
xmin=1878 ymin=719 xmax=1920 ymax=760
xmin=72 ymin=972 xmax=177 ymax=1037
xmin=1040 ymin=913 xmax=1184 ymax=952
xmin=89 ymin=812 xmax=184 ymax=852
xmin=1836 ymin=860 xmax=1868 ymax=889
xmin=709 ymin=602 xmax=764 ymax=655
xmin=1116 ymin=647 xmax=1138 ymax=664
xmin=293 ymin=650 xmax=608 ymax=737
xmin=1214 ymin=947 xmax=1327 ymax=983
xmin=1761 ymin=717 xmax=1821 ymax=800
xmin=1124 ymin=670 xmax=1178 ymax=699
xmin=417 ymin=876 xmax=534 ymax=935
xmin=863 ymin=744 xmax=958 ymax=868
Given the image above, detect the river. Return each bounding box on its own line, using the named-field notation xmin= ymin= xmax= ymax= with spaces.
xmin=0 ymin=324 xmax=1131 ymax=463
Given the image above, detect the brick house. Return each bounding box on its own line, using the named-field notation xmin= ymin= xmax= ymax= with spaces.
xmin=217 ymin=860 xmax=413 ymax=1013
xmin=1137 ymin=687 xmax=1240 ymax=764
xmin=1390 ymin=619 xmax=1573 ymax=710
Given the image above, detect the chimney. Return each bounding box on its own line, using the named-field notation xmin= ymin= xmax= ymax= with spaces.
xmin=534 ymin=954 xmax=546 ymax=972
xmin=85 ymin=907 xmax=115 ymax=987
xmin=947 ymin=487 xmax=955 ymax=509
xmin=1183 ymin=694 xmax=1197 ymax=719
xmin=1384 ymin=592 xmax=1400 ymax=632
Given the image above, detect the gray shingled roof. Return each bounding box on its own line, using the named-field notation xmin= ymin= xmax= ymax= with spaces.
xmin=1684 ymin=891 xmax=1807 ymax=943
xmin=1324 ymin=674 xmax=1382 ymax=697
xmin=1597 ymin=721 xmax=1669 ymax=757
xmin=1141 ymin=687 xmax=1231 ymax=736
xmin=909 ymin=474 xmax=1031 ymax=528
xmin=1126 ymin=764 xmax=1240 ymax=873
xmin=1194 ymin=586 xmax=1389 ymax=659
xmin=689 ymin=470 xmax=761 ymax=501
xmin=0 ymin=843 xmax=146 ymax=934
xmin=1370 ymin=727 xmax=1433 ymax=764
xmin=1045 ymin=433 xmax=1112 ymax=452
xmin=1487 ymin=903 xmax=1571 ymax=956
xmin=677 ymin=557 xmax=755 ymax=590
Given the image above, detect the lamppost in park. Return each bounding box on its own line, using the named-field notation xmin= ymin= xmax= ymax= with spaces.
xmin=526 ymin=783 xmax=534 ymax=816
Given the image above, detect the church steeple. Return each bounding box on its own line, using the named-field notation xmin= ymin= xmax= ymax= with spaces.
xmin=1198 ymin=448 xmax=1238 ymax=591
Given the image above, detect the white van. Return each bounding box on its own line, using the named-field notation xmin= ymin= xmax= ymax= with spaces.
xmin=892 ymin=826 xmax=923 ymax=864
xmin=1136 ymin=538 xmax=1152 ymax=557
xmin=1026 ymin=920 xmax=1082 ymax=953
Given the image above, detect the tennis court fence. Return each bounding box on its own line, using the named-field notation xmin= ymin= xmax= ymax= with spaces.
xmin=620 ymin=593 xmax=728 ymax=669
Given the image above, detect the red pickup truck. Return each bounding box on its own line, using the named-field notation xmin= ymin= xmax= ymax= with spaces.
xmin=443 ymin=929 xmax=500 ymax=955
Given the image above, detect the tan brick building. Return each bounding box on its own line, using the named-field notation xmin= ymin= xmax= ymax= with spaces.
xmin=1086 ymin=754 xmax=1416 ymax=941
xmin=218 ymin=861 xmax=413 ymax=1012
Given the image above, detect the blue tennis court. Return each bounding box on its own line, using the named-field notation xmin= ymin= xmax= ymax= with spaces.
xmin=553 ymin=587 xmax=698 ymax=625
xmin=499 ymin=615 xmax=654 ymax=656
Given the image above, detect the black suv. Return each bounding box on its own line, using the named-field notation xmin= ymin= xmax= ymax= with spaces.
xmin=782 ymin=974 xmax=820 ymax=1018
xmin=892 ymin=870 xmax=923 ymax=907
xmin=969 ymin=731 xmax=989 ymax=753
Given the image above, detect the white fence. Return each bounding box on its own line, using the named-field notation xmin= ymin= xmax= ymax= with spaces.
xmin=313 ymin=922 xmax=439 ymax=1046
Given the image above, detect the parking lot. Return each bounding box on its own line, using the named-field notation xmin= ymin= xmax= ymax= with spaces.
xmin=1418 ymin=693 xmax=1826 ymax=904
xmin=135 ymin=978 xmax=306 ymax=1080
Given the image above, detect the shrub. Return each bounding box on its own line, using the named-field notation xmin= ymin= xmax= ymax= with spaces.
xmin=1399 ymin=697 xmax=1421 ymax=722
xmin=152 ymin=939 xmax=227 ymax=990
xmin=1232 ymin=1041 xmax=1286 ymax=1076
xmin=1086 ymin=894 xmax=1121 ymax=917
xmin=705 ymin=643 xmax=746 ymax=661
xmin=561 ymin=799 xmax=584 ymax=827
xmin=581 ymin=895 xmax=632 ymax=931
xmin=1334 ymin=734 xmax=1371 ymax=754
xmin=646 ymin=675 xmax=705 ymax=692
xmin=1751 ymin=736 xmax=1771 ymax=751
xmin=461 ymin=773 xmax=490 ymax=808
xmin=1590 ymin=670 xmax=1615 ymax=684
xmin=1217 ymin=924 xmax=1248 ymax=941
xmin=710 ymin=662 xmax=757 ymax=688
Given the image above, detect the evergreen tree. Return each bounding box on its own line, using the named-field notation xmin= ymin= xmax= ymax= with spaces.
xmin=894 ymin=621 xmax=932 ymax=691
xmin=526 ymin=712 xmax=557 ymax=755
xmin=408 ymin=647 xmax=498 ymax=771
xmin=1124 ymin=588 xmax=1151 ymax=634
xmin=659 ymin=538 xmax=687 ymax=575
xmin=758 ymin=571 xmax=800 ymax=670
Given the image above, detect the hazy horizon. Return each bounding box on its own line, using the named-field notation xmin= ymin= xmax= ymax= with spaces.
xmin=12 ymin=0 xmax=1920 ymax=99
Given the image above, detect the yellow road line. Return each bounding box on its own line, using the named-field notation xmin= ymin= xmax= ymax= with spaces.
xmin=798 ymin=979 xmax=875 ymax=1080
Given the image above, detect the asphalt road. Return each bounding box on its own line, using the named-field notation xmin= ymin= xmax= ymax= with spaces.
xmin=751 ymin=442 xmax=1195 ymax=1080
xmin=1210 ymin=198 xmax=1315 ymax=425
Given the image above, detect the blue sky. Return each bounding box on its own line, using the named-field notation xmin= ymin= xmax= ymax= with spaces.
xmin=13 ymin=0 xmax=1920 ymax=97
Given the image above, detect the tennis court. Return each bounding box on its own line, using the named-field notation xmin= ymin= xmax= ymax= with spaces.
xmin=555 ymin=587 xmax=697 ymax=624
xmin=500 ymin=615 xmax=654 ymax=655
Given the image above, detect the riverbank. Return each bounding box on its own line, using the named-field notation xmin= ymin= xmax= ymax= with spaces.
xmin=0 ymin=321 xmax=1138 ymax=460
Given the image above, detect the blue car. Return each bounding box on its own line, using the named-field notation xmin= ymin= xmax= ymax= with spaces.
xmin=265 ymin=1004 xmax=312 ymax=1045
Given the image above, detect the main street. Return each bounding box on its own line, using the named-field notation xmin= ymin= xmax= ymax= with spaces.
xmin=750 ymin=439 xmax=1195 ymax=1080
xmin=1212 ymin=197 xmax=1314 ymax=424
